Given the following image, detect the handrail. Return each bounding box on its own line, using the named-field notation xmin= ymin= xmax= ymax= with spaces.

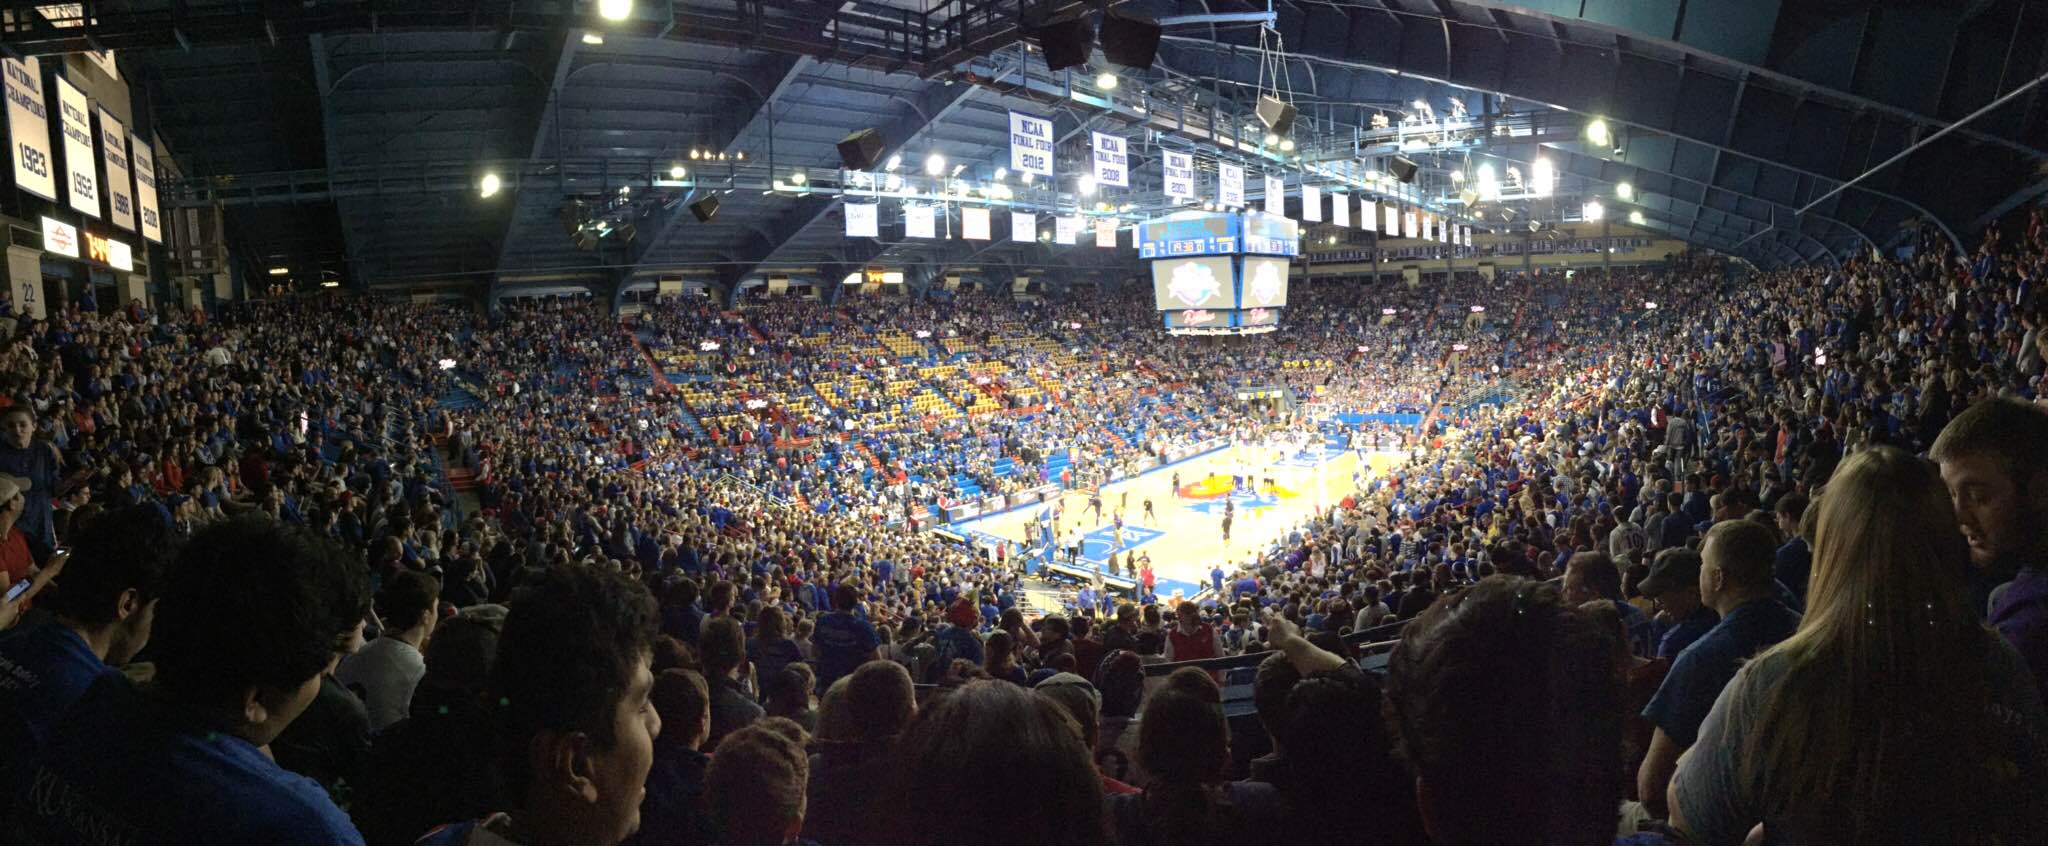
xmin=1139 ymin=616 xmax=1411 ymax=676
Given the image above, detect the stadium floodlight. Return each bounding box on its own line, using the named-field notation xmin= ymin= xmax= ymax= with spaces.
xmin=1584 ymin=118 xmax=1611 ymax=148
xmin=1280 ymin=138 xmax=1295 ymax=152
xmin=1629 ymin=211 xmax=1646 ymax=225
xmin=669 ymin=165 xmax=686 ymax=179
xmin=1079 ymin=176 xmax=1098 ymax=196
xmin=1264 ymin=132 xmax=1280 ymax=146
xmin=1477 ymin=163 xmax=1499 ymax=202
xmin=479 ymin=172 xmax=502 ymax=198
xmin=1616 ymin=182 xmax=1634 ymax=201
xmin=886 ymin=155 xmax=902 ymax=171
xmin=598 ymin=0 xmax=633 ymax=21
xmin=994 ymin=168 xmax=1008 ymax=181
xmin=1021 ymin=172 xmax=1036 ymax=184
xmin=268 ymin=267 xmax=289 ymax=276
xmin=580 ymin=32 xmax=605 ymax=45
xmin=1582 ymin=200 xmax=1604 ymax=221
xmin=1450 ymin=171 xmax=1464 ymax=183
xmin=1096 ymin=72 xmax=1119 ymax=90
xmin=1531 ymin=157 xmax=1554 ymax=197
xmin=789 ymin=171 xmax=807 ymax=185
xmin=925 ymin=153 xmax=945 ymax=176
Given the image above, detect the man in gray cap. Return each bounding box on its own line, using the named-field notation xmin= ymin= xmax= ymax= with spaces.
xmin=1637 ymin=547 xmax=1717 ymax=661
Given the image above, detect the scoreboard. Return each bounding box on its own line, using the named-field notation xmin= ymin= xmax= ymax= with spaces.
xmin=1139 ymin=211 xmax=1298 ymax=334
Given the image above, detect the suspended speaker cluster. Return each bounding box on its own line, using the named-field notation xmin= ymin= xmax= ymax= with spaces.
xmin=1028 ymin=8 xmax=1160 ymax=71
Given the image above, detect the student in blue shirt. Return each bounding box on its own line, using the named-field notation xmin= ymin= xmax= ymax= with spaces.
xmin=0 ymin=505 xmax=175 ymax=752
xmin=4 ymin=515 xmax=372 ymax=845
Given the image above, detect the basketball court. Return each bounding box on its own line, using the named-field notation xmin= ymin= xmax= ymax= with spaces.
xmin=954 ymin=441 xmax=1409 ymax=600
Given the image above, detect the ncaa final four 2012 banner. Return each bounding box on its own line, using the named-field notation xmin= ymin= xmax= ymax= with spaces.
xmin=1009 ymin=112 xmax=1054 ymax=179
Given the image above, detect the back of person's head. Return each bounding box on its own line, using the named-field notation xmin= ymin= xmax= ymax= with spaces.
xmin=831 ymin=583 xmax=859 ymax=612
xmin=706 ymin=580 xmax=735 ymax=613
xmin=1032 ymin=673 xmax=1101 ymax=752
xmin=766 ymin=664 xmax=816 ymax=715
xmin=889 ymin=680 xmax=1106 ymax=846
xmin=1930 ymin=397 xmax=2048 ymax=488
xmin=649 ymin=668 xmax=710 ymax=751
xmin=699 ymin=616 xmax=746 ymax=676
xmin=707 ymin=717 xmax=811 ymax=846
xmin=814 ymin=675 xmax=856 ymax=742
xmin=491 ymin=565 xmax=658 ymax=843
xmin=1137 ymin=688 xmax=1227 ymax=787
xmin=839 ymin=660 xmax=915 ymax=741
xmin=412 ymin=603 xmax=506 ymax=717
xmin=1562 ymin=551 xmax=1621 ymax=603
xmin=36 ymin=504 xmax=178 ymax=662
xmin=1252 ymin=652 xmax=1303 ymax=749
xmin=1386 ymin=575 xmax=1625 ymax=846
xmin=1163 ymin=665 xmax=1221 ymax=703
xmin=377 ymin=569 xmax=441 ymax=634
xmin=664 ymin=576 xmax=699 ymax=609
xmin=1095 ymin=650 xmax=1144 ymax=718
xmin=150 ymin=515 xmax=369 ymax=742
xmin=1701 ymin=518 xmax=1778 ymax=596
xmin=984 ymin=629 xmax=1014 ymax=666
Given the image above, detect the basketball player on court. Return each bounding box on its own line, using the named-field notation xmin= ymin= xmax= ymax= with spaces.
xmin=1112 ymin=511 xmax=1126 ymax=551
xmin=1142 ymin=497 xmax=1156 ymax=525
xmin=1088 ymin=490 xmax=1103 ymax=521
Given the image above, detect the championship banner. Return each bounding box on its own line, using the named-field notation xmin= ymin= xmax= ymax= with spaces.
xmin=1403 ymin=210 xmax=1417 ymax=239
xmin=1094 ymin=218 xmax=1117 ymax=248
xmin=97 ymin=107 xmax=134 ymax=232
xmin=3 ymin=58 xmax=55 ymax=201
xmin=1218 ymin=162 xmax=1244 ymax=208
xmin=1440 ymin=217 xmax=1451 ymax=243
xmin=1361 ymin=199 xmax=1378 ymax=233
xmin=1264 ymin=174 xmax=1284 ymax=216
xmin=129 ymin=133 xmax=161 ymax=244
xmin=845 ymin=203 xmax=879 ymax=238
xmin=1091 ymin=132 xmax=1127 ymax=188
xmin=1331 ymin=192 xmax=1350 ymax=227
xmin=1054 ymin=215 xmax=1083 ymax=245
xmin=1008 ymin=112 xmax=1054 ymax=178
xmin=52 ymin=76 xmax=98 ymax=218
xmin=1384 ymin=203 xmax=1399 ymax=236
xmin=1301 ymin=185 xmax=1321 ymax=222
xmin=1163 ymin=151 xmax=1194 ymax=201
xmin=904 ymin=205 xmax=937 ymax=239
xmin=961 ymin=206 xmax=990 ymax=241
xmin=1011 ymin=210 xmax=1036 ymax=243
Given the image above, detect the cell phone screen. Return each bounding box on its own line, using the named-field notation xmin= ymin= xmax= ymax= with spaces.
xmin=4 ymin=577 xmax=31 ymax=603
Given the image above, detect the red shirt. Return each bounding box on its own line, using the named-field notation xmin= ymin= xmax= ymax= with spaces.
xmin=0 ymin=527 xmax=33 ymax=606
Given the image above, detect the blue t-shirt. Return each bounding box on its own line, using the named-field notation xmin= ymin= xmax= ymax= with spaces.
xmin=1655 ymin=606 xmax=1720 ymax=660
xmin=1642 ymin=598 xmax=1801 ymax=746
xmin=810 ymin=611 xmax=879 ymax=692
xmin=8 ymin=674 xmax=365 ymax=845
xmin=0 ymin=621 xmax=111 ymax=750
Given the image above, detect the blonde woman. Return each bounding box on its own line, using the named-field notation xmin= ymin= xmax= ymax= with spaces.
xmin=1669 ymin=446 xmax=2048 ymax=845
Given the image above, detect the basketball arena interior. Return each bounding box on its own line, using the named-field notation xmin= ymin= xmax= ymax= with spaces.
xmin=1 ymin=2 xmax=2047 ymax=845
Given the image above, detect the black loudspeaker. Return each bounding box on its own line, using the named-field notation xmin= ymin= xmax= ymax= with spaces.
xmin=1256 ymin=95 xmax=1296 ymax=136
xmin=1099 ymin=9 xmax=1161 ymax=69
xmin=1389 ymin=156 xmax=1419 ymax=183
xmin=1031 ymin=12 xmax=1094 ymax=71
xmin=690 ymin=196 xmax=720 ymax=222
xmin=837 ymin=128 xmax=885 ymax=171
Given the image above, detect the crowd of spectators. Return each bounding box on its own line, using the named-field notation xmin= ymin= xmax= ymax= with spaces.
xmin=0 ymin=205 xmax=2047 ymax=846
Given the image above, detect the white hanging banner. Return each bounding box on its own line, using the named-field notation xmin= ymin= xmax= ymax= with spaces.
xmin=1218 ymin=162 xmax=1244 ymax=208
xmin=1361 ymin=199 xmax=1378 ymax=233
xmin=1091 ymin=132 xmax=1128 ymax=188
xmin=1163 ymin=151 xmax=1194 ymax=201
xmin=129 ymin=134 xmax=161 ymax=244
xmin=1404 ymin=211 xmax=1417 ymax=239
xmin=1384 ymin=203 xmax=1399 ymax=236
xmin=1331 ymin=193 xmax=1350 ymax=227
xmin=52 ymin=76 xmax=98 ymax=218
xmin=1463 ymin=226 xmax=1473 ymax=248
xmin=3 ymin=58 xmax=56 ymax=202
xmin=1054 ymin=215 xmax=1083 ymax=245
xmin=961 ymin=206 xmax=990 ymax=241
xmin=1008 ymin=111 xmax=1055 ymax=178
xmin=1094 ymin=218 xmax=1117 ymax=248
xmin=1011 ymin=210 xmax=1037 ymax=243
xmin=905 ymin=205 xmax=937 ymax=239
xmin=1440 ymin=217 xmax=1451 ymax=243
xmin=845 ymin=203 xmax=879 ymax=238
xmin=1264 ymin=174 xmax=1284 ymax=216
xmin=1301 ymin=185 xmax=1322 ymax=222
xmin=96 ymin=107 xmax=134 ymax=232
